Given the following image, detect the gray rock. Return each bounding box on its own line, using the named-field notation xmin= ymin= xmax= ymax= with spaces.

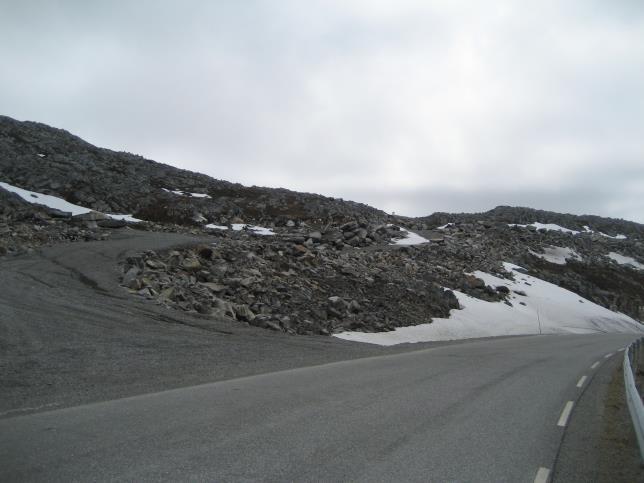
xmin=98 ymin=219 xmax=126 ymax=228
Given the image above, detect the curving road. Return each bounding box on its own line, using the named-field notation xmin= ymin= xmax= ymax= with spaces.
xmin=0 ymin=332 xmax=636 ymax=482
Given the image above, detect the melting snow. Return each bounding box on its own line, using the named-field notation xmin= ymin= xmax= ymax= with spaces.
xmin=334 ymin=262 xmax=642 ymax=345
xmin=106 ymin=214 xmax=142 ymax=223
xmin=599 ymin=232 xmax=627 ymax=240
xmin=230 ymin=224 xmax=275 ymax=235
xmin=607 ymin=252 xmax=644 ymax=270
xmin=391 ymin=228 xmax=429 ymax=246
xmin=162 ymin=188 xmax=211 ymax=198
xmin=437 ymin=223 xmax=453 ymax=230
xmin=530 ymin=246 xmax=581 ymax=265
xmin=508 ymin=222 xmax=580 ymax=234
xmin=511 ymin=223 xmax=627 ymax=240
xmin=205 ymin=224 xmax=228 ymax=230
xmin=0 ymin=181 xmax=141 ymax=222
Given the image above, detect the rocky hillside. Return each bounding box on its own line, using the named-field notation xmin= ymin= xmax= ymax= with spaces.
xmin=0 ymin=115 xmax=387 ymax=227
xmin=1 ymin=115 xmax=643 ymax=336
xmin=413 ymin=205 xmax=644 ymax=239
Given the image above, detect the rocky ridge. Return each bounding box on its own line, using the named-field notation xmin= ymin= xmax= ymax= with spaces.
xmin=0 ymin=115 xmax=387 ymax=228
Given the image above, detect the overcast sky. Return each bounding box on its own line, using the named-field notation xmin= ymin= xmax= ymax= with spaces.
xmin=1 ymin=1 xmax=643 ymax=221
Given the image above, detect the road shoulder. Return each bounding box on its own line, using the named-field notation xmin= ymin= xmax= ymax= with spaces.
xmin=553 ymin=353 xmax=643 ymax=482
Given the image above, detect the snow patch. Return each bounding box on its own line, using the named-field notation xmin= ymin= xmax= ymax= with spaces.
xmin=607 ymin=252 xmax=644 ymax=270
xmin=529 ymin=246 xmax=581 ymax=265
xmin=508 ymin=222 xmax=580 ymax=234
xmin=391 ymin=228 xmax=429 ymax=246
xmin=334 ymin=262 xmax=642 ymax=345
xmin=162 ymin=188 xmax=211 ymax=198
xmin=599 ymin=232 xmax=627 ymax=240
xmin=437 ymin=223 xmax=453 ymax=230
xmin=510 ymin=223 xmax=626 ymax=239
xmin=231 ymin=224 xmax=275 ymax=236
xmin=0 ymin=181 xmax=141 ymax=222
xmin=106 ymin=213 xmax=142 ymax=223
xmin=205 ymin=224 xmax=228 ymax=230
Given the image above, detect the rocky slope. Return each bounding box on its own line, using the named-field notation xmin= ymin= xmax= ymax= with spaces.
xmin=0 ymin=115 xmax=386 ymax=227
xmin=1 ymin=115 xmax=643 ymax=335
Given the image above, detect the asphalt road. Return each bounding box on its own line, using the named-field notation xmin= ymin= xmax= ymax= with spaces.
xmin=1 ymin=333 xmax=637 ymax=482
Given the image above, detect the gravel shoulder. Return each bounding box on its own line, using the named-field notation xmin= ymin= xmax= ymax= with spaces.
xmin=0 ymin=230 xmax=488 ymax=418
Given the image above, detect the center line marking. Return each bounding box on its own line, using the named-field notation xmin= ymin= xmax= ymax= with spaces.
xmin=558 ymin=401 xmax=574 ymax=427
xmin=534 ymin=467 xmax=550 ymax=483
xmin=604 ymin=353 xmax=614 ymax=358
xmin=591 ymin=361 xmax=600 ymax=369
xmin=576 ymin=375 xmax=587 ymax=388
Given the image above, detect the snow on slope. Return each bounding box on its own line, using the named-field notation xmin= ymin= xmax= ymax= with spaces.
xmin=599 ymin=232 xmax=627 ymax=240
xmin=508 ymin=222 xmax=580 ymax=234
xmin=335 ymin=262 xmax=642 ymax=345
xmin=529 ymin=246 xmax=581 ymax=265
xmin=510 ymin=222 xmax=627 ymax=239
xmin=0 ymin=181 xmax=141 ymax=222
xmin=607 ymin=252 xmax=644 ymax=270
xmin=391 ymin=228 xmax=429 ymax=246
xmin=162 ymin=188 xmax=211 ymax=198
xmin=206 ymin=223 xmax=276 ymax=235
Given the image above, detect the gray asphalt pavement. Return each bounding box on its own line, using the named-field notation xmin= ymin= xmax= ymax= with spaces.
xmin=1 ymin=333 xmax=637 ymax=482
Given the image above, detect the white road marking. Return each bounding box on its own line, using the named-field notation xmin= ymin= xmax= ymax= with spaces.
xmin=576 ymin=375 xmax=587 ymax=388
xmin=604 ymin=353 xmax=614 ymax=358
xmin=591 ymin=361 xmax=600 ymax=369
xmin=534 ymin=466 xmax=551 ymax=483
xmin=557 ymin=401 xmax=574 ymax=427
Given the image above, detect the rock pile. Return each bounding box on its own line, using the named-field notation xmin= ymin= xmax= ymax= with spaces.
xmin=119 ymin=231 xmax=482 ymax=335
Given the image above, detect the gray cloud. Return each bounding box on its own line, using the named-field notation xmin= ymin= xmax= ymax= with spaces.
xmin=1 ymin=1 xmax=643 ymax=221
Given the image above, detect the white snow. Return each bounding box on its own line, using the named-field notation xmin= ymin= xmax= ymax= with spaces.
xmin=1 ymin=181 xmax=92 ymax=216
xmin=508 ymin=222 xmax=580 ymax=234
xmin=437 ymin=223 xmax=453 ymax=230
xmin=599 ymin=232 xmax=627 ymax=240
xmin=334 ymin=262 xmax=643 ymax=345
xmin=510 ymin=222 xmax=626 ymax=240
xmin=106 ymin=213 xmax=142 ymax=223
xmin=391 ymin=228 xmax=429 ymax=246
xmin=205 ymin=224 xmax=228 ymax=230
xmin=162 ymin=188 xmax=210 ymax=198
xmin=0 ymin=181 xmax=141 ymax=222
xmin=231 ymin=223 xmax=276 ymax=236
xmin=529 ymin=245 xmax=581 ymax=265
xmin=248 ymin=225 xmax=276 ymax=236
xmin=607 ymin=252 xmax=644 ymax=270
xmin=37 ymin=153 xmax=46 ymax=158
